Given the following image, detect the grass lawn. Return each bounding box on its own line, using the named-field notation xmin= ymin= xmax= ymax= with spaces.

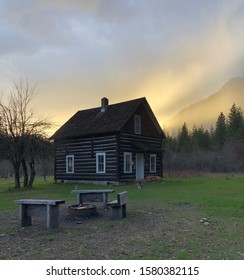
xmin=0 ymin=176 xmax=244 ymax=260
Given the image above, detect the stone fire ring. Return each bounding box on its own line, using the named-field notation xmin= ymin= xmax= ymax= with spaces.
xmin=68 ymin=204 xmax=98 ymax=218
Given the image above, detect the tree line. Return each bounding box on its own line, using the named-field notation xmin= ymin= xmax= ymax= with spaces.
xmin=0 ymin=79 xmax=53 ymax=188
xmin=165 ymin=103 xmax=244 ymax=175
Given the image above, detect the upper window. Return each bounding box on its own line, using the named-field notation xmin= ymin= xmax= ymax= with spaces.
xmin=134 ymin=115 xmax=141 ymax=134
xmin=66 ymin=155 xmax=74 ymax=174
xmin=124 ymin=152 xmax=132 ymax=173
xmin=96 ymin=152 xmax=106 ymax=173
xmin=150 ymin=154 xmax=156 ymax=173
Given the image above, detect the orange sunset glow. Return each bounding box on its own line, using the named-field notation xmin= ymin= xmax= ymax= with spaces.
xmin=1 ymin=0 xmax=244 ymax=134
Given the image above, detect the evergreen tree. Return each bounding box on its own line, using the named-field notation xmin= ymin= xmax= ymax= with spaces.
xmin=215 ymin=112 xmax=227 ymax=146
xmin=227 ymin=103 xmax=244 ymax=139
xmin=210 ymin=125 xmax=215 ymax=142
xmin=178 ymin=122 xmax=191 ymax=151
xmin=166 ymin=133 xmax=178 ymax=151
xmin=191 ymin=124 xmax=198 ymax=149
xmin=200 ymin=129 xmax=211 ymax=149
xmin=192 ymin=125 xmax=212 ymax=150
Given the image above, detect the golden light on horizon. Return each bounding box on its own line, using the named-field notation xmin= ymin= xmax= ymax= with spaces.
xmin=1 ymin=0 xmax=244 ymax=139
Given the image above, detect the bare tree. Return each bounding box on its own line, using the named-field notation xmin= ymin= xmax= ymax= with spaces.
xmin=0 ymin=78 xmax=52 ymax=188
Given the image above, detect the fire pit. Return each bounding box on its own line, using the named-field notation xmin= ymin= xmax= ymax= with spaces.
xmin=68 ymin=204 xmax=97 ymax=218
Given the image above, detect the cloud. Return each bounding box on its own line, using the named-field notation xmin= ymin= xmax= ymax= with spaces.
xmin=1 ymin=0 xmax=244 ymax=128
xmin=0 ymin=0 xmax=78 ymax=56
xmin=0 ymin=24 xmax=40 ymax=56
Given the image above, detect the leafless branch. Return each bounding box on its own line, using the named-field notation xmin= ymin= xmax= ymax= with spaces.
xmin=0 ymin=78 xmax=53 ymax=188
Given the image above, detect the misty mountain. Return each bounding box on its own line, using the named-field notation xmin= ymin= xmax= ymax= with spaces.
xmin=165 ymin=77 xmax=244 ymax=133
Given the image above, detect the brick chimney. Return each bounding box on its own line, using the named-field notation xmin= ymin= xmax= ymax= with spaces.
xmin=101 ymin=97 xmax=109 ymax=112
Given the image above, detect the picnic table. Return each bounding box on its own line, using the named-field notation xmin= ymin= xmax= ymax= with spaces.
xmin=15 ymin=199 xmax=65 ymax=229
xmin=72 ymin=189 xmax=114 ymax=209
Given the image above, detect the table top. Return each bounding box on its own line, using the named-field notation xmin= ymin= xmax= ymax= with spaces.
xmin=15 ymin=199 xmax=65 ymax=205
xmin=72 ymin=189 xmax=114 ymax=194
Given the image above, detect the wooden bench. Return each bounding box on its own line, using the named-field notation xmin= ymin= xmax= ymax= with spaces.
xmin=15 ymin=199 xmax=65 ymax=229
xmin=107 ymin=191 xmax=128 ymax=219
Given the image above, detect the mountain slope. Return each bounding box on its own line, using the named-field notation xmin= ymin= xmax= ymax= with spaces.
xmin=165 ymin=77 xmax=244 ymax=132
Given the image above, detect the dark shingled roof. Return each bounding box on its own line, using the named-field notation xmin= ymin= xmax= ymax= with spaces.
xmin=50 ymin=97 xmax=163 ymax=140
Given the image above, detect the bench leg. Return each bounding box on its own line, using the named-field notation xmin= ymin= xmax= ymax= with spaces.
xmin=102 ymin=193 xmax=108 ymax=209
xmin=122 ymin=204 xmax=127 ymax=218
xmin=19 ymin=204 xmax=32 ymax=227
xmin=111 ymin=205 xmax=126 ymax=220
xmin=77 ymin=193 xmax=82 ymax=204
xmin=47 ymin=205 xmax=60 ymax=229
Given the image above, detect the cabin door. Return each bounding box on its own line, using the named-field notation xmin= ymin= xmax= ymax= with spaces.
xmin=136 ymin=153 xmax=144 ymax=180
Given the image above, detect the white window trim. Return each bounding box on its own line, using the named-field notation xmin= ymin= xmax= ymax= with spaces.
xmin=150 ymin=154 xmax=156 ymax=173
xmin=66 ymin=155 xmax=74 ymax=174
xmin=96 ymin=152 xmax=106 ymax=174
xmin=134 ymin=115 xmax=141 ymax=134
xmin=124 ymin=152 xmax=132 ymax=173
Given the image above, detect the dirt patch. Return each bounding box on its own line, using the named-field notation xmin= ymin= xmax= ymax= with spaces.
xmin=0 ymin=203 xmax=243 ymax=260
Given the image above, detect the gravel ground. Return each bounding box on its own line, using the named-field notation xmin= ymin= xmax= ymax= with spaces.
xmin=0 ymin=203 xmax=243 ymax=260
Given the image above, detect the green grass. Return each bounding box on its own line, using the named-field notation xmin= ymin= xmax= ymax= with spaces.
xmin=0 ymin=175 xmax=242 ymax=200
xmin=0 ymin=177 xmax=101 ymax=211
xmin=118 ymin=177 xmax=244 ymax=218
xmin=1 ymin=175 xmax=244 ymax=218
xmin=0 ymin=175 xmax=244 ymax=259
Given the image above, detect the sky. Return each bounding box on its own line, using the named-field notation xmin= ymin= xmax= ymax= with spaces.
xmin=1 ymin=0 xmax=244 ymax=132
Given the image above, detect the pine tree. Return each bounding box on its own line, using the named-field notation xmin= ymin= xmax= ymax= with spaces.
xmin=192 ymin=125 xmax=211 ymax=150
xmin=215 ymin=112 xmax=227 ymax=146
xmin=227 ymin=103 xmax=244 ymax=139
xmin=178 ymin=122 xmax=191 ymax=151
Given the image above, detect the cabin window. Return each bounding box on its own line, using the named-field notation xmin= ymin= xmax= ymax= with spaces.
xmin=150 ymin=154 xmax=156 ymax=173
xmin=124 ymin=152 xmax=132 ymax=173
xmin=96 ymin=152 xmax=106 ymax=173
xmin=134 ymin=115 xmax=141 ymax=134
xmin=66 ymin=155 xmax=74 ymax=173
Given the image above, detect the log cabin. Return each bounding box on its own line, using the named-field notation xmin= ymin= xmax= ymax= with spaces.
xmin=50 ymin=97 xmax=165 ymax=183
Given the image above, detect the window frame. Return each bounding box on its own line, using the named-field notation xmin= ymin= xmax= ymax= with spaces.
xmin=66 ymin=155 xmax=74 ymax=174
xmin=124 ymin=152 xmax=132 ymax=173
xmin=134 ymin=115 xmax=141 ymax=134
xmin=150 ymin=154 xmax=156 ymax=173
xmin=96 ymin=152 xmax=106 ymax=174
